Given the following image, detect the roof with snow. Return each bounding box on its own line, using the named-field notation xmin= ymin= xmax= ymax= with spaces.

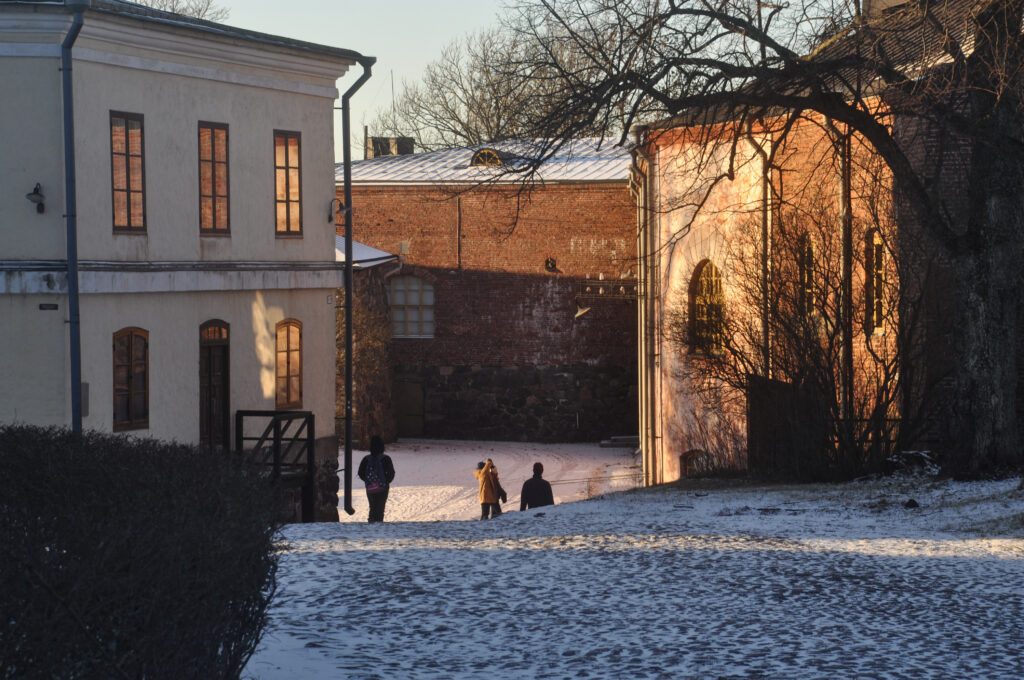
xmin=334 ymin=237 xmax=397 ymax=269
xmin=340 ymin=138 xmax=633 ymax=186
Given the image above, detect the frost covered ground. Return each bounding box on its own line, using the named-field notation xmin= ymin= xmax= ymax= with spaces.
xmin=245 ymin=439 xmax=1024 ymax=680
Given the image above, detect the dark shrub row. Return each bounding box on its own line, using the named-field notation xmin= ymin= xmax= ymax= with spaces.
xmin=0 ymin=425 xmax=285 ymax=679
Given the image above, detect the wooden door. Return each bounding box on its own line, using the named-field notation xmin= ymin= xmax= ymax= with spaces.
xmin=200 ymin=321 xmax=230 ymax=450
xmin=394 ymin=379 xmax=424 ymax=437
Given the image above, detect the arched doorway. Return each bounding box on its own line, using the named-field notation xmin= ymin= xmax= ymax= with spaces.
xmin=199 ymin=320 xmax=230 ymax=450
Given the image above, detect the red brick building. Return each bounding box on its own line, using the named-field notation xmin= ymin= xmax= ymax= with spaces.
xmin=339 ymin=140 xmax=638 ymax=442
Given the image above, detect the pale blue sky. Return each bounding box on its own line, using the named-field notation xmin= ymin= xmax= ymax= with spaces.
xmin=222 ymin=0 xmax=511 ymax=159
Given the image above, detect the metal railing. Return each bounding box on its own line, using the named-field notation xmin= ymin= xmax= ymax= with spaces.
xmin=234 ymin=410 xmax=315 ymax=522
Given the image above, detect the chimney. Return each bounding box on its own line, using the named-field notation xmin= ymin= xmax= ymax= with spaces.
xmin=365 ymin=136 xmax=415 ymax=159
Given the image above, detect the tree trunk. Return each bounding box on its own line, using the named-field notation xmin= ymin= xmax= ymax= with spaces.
xmin=940 ymin=99 xmax=1024 ymax=475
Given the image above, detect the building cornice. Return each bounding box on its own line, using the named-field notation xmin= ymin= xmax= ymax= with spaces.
xmin=1 ymin=260 xmax=344 ymax=294
xmin=1 ymin=10 xmax=355 ymax=96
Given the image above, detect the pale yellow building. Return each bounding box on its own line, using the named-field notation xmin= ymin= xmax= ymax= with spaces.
xmin=1 ymin=0 xmax=371 ymax=517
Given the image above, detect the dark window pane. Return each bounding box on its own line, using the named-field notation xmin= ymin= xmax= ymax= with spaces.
xmin=115 ymin=395 xmax=130 ymax=422
xmin=133 ymin=392 xmax=147 ymax=420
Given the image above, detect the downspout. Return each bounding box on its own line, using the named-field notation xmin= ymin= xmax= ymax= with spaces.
xmin=744 ymin=122 xmax=772 ymax=379
xmin=62 ymin=1 xmax=87 ymax=433
xmin=340 ymin=57 xmax=375 ymax=517
xmin=632 ymin=127 xmax=657 ymax=486
xmin=840 ymin=133 xmax=854 ymax=419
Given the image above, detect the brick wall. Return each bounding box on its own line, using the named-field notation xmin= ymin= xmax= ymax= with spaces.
xmin=342 ymin=180 xmax=639 ymax=442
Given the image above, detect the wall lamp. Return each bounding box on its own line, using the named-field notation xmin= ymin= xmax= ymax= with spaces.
xmin=329 ymin=197 xmax=349 ymax=223
xmin=26 ymin=183 xmax=44 ymax=213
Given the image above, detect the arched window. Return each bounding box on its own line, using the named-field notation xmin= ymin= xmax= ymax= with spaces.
xmin=689 ymin=260 xmax=725 ymax=355
xmin=275 ymin=319 xmax=302 ymax=408
xmin=865 ymin=230 xmax=885 ymax=332
xmin=470 ymin=148 xmax=502 ymax=166
xmin=389 ymin=276 xmax=435 ymax=338
xmin=798 ymin=233 xmax=815 ymax=317
xmin=113 ymin=327 xmax=148 ymax=430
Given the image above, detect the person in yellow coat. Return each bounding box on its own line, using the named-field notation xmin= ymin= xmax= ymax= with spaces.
xmin=474 ymin=458 xmax=505 ymax=519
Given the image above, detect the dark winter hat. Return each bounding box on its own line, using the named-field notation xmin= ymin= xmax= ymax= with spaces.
xmin=370 ymin=435 xmax=385 ymax=456
xmin=477 ymin=461 xmax=485 ymax=470
xmin=533 ymin=462 xmax=544 ymax=475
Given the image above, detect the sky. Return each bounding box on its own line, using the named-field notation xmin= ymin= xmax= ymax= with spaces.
xmin=221 ymin=0 xmax=512 ymax=160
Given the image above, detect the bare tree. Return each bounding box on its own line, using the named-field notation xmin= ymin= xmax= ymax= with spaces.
xmin=370 ymin=27 xmax=613 ymax=151
xmin=511 ymin=0 xmax=1024 ymax=476
xmin=132 ymin=0 xmax=230 ymax=22
xmin=663 ymin=113 xmax=945 ymax=479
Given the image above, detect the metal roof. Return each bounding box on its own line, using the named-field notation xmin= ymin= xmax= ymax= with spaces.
xmin=341 ymin=138 xmax=633 ymax=185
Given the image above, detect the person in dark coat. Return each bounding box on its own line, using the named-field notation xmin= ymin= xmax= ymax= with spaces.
xmin=357 ymin=435 xmax=395 ymax=523
xmin=520 ymin=461 xmax=554 ymax=511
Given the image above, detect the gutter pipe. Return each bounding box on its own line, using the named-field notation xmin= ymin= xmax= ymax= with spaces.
xmin=340 ymin=57 xmax=374 ymax=517
xmin=62 ymin=1 xmax=87 ymax=433
xmin=631 ymin=127 xmax=657 ymax=486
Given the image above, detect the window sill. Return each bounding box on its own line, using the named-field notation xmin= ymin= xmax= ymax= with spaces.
xmin=113 ymin=422 xmax=149 ymax=432
xmin=113 ymin=228 xmax=147 ymax=235
xmin=200 ymin=230 xmax=231 ymax=238
xmin=275 ymin=232 xmax=304 ymax=239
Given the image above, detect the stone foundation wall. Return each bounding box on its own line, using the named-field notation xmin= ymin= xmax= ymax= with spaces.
xmin=396 ymin=363 xmax=637 ymax=442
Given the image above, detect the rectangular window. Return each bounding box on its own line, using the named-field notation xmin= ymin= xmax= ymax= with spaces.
xmin=199 ymin=122 xmax=229 ymax=234
xmin=113 ymin=327 xmax=149 ymax=430
xmin=110 ymin=112 xmax=146 ymax=231
xmin=389 ymin=276 xmax=435 ymax=338
xmin=274 ymin=131 xmax=302 ymax=235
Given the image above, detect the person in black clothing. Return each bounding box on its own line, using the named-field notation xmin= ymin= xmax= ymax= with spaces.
xmin=357 ymin=435 xmax=396 ymax=523
xmin=520 ymin=461 xmax=554 ymax=511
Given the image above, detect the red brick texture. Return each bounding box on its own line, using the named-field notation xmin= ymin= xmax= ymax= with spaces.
xmin=340 ymin=181 xmax=639 ymax=442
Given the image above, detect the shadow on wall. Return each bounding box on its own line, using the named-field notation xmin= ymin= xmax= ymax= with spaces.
xmin=337 ymin=266 xmax=638 ymax=444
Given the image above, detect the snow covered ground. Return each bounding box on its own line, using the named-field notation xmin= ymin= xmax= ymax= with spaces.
xmin=245 ymin=439 xmax=1024 ymax=680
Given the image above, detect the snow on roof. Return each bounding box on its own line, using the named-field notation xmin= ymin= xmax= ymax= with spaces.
xmin=340 ymin=138 xmax=633 ymax=185
xmin=334 ymin=236 xmax=397 ymax=269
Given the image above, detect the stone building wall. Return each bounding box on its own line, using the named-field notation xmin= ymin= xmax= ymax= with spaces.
xmin=345 ymin=181 xmax=638 ymax=443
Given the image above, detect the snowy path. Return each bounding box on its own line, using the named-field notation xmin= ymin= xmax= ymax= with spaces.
xmin=245 ymin=441 xmax=1024 ymax=680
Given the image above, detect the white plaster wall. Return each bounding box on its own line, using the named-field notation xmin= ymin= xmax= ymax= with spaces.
xmin=0 ymin=56 xmax=66 ymax=260
xmin=78 ymin=288 xmax=337 ymax=445
xmin=72 ymin=59 xmax=338 ymax=264
xmin=2 ymin=7 xmax=347 ymax=435
xmin=0 ymin=294 xmax=68 ymax=425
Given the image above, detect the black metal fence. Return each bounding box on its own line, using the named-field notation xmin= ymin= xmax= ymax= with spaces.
xmin=234 ymin=410 xmax=315 ymax=522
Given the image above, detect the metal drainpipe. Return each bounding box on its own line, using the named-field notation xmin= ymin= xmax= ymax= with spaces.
xmin=632 ymin=127 xmax=656 ymax=486
xmin=62 ymin=2 xmax=86 ymax=433
xmin=341 ymin=57 xmax=375 ymax=517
